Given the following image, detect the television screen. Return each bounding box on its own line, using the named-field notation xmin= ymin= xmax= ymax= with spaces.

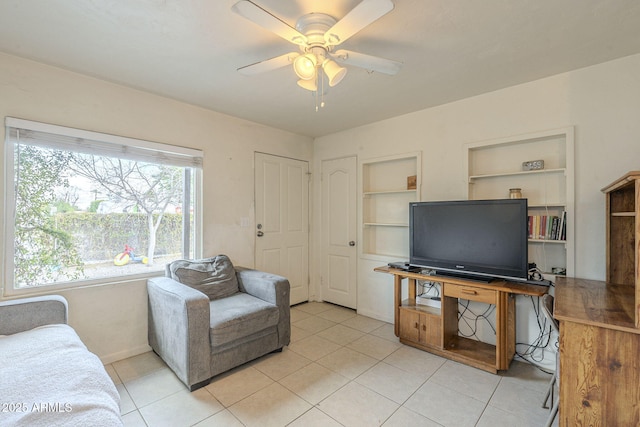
xmin=409 ymin=199 xmax=528 ymax=282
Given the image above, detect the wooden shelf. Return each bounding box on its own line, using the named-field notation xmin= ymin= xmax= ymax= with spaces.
xmin=610 ymin=212 xmax=636 ymax=217
xmin=444 ymin=335 xmax=497 ymax=369
xmin=401 ymin=299 xmax=441 ymax=316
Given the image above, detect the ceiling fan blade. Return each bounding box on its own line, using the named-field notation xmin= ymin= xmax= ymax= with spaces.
xmin=238 ymin=52 xmax=299 ymax=76
xmin=231 ymin=1 xmax=307 ymax=46
xmin=333 ymin=49 xmax=402 ymax=75
xmin=324 ymin=0 xmax=394 ymax=46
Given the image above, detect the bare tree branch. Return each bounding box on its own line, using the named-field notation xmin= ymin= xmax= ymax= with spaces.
xmin=68 ymin=154 xmax=183 ymax=264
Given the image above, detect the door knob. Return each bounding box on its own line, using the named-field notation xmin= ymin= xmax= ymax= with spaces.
xmin=257 ymin=231 xmax=264 ymax=237
xmin=349 ymin=241 xmax=356 ymax=246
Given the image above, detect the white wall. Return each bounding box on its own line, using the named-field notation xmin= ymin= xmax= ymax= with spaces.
xmin=0 ymin=53 xmax=313 ymax=363
xmin=3 ymin=49 xmax=640 ymax=366
xmin=312 ymin=53 xmax=640 ymax=367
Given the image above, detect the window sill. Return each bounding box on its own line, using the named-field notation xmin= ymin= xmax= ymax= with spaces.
xmin=3 ymin=270 xmax=165 ymax=298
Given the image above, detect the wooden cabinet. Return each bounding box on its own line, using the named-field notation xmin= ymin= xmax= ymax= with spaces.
xmin=553 ymin=172 xmax=640 ymax=425
xmin=465 ymin=127 xmax=575 ymax=278
xmin=399 ymin=305 xmax=441 ymax=348
xmin=360 ymin=153 xmax=421 ymax=260
xmin=555 ymin=277 xmax=640 ymax=426
xmin=376 ymin=266 xmax=547 ymax=373
xmin=602 ymin=171 xmax=640 ymax=327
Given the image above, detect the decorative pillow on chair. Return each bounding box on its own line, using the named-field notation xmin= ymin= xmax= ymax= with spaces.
xmin=167 ymin=255 xmax=239 ymax=300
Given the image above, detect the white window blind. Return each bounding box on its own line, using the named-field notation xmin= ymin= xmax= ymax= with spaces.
xmin=6 ymin=117 xmax=203 ymax=168
xmin=4 ymin=116 xmax=203 ymax=293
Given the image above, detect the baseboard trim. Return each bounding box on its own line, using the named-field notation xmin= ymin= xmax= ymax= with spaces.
xmin=355 ymin=308 xmax=393 ymax=324
xmin=100 ymin=344 xmax=152 ymax=365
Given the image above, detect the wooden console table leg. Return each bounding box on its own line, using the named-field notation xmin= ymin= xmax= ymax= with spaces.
xmin=409 ymin=278 xmax=416 ymax=301
xmin=495 ymin=292 xmax=516 ymax=370
xmin=495 ymin=292 xmax=505 ymax=370
xmin=394 ymin=274 xmax=402 ymax=336
xmin=506 ymin=294 xmax=516 ymax=366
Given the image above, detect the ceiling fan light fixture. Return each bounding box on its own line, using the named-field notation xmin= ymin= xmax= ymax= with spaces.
xmin=293 ymin=53 xmax=317 ymax=80
xmin=322 ymin=59 xmax=347 ymax=87
xmin=297 ymin=78 xmax=317 ymax=92
xmin=232 ymin=0 xmax=400 ymax=110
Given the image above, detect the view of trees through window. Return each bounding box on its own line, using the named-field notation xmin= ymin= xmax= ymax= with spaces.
xmin=13 ymin=143 xmax=197 ymax=288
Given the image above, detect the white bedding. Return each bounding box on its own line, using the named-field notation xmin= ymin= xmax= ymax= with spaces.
xmin=0 ymin=324 xmax=122 ymax=426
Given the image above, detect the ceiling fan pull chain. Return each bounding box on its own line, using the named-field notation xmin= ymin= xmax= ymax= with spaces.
xmin=321 ymin=69 xmax=326 ymax=109
xmin=315 ymin=73 xmax=319 ymax=112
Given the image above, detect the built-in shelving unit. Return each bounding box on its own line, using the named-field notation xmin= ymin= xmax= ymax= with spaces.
xmin=360 ymin=152 xmax=421 ymax=260
xmin=465 ymin=127 xmax=575 ymax=278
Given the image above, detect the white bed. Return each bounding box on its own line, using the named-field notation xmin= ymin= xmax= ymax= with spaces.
xmin=0 ymin=297 xmax=122 ymax=427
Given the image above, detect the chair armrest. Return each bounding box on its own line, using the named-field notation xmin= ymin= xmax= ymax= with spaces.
xmin=147 ymin=277 xmax=211 ymax=389
xmin=236 ymin=268 xmax=291 ymax=348
xmin=0 ymin=295 xmax=68 ymax=335
xmin=235 ymin=268 xmax=288 ymax=304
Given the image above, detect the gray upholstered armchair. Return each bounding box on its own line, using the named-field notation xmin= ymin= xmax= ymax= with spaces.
xmin=147 ymin=255 xmax=290 ymax=391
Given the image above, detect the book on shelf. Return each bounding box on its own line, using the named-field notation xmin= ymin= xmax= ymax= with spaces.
xmin=528 ymin=211 xmax=566 ymax=241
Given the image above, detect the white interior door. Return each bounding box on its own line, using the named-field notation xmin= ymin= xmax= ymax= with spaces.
xmin=255 ymin=153 xmax=309 ymax=305
xmin=321 ymin=156 xmax=357 ymax=309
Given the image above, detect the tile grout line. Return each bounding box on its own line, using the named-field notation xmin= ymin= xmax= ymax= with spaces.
xmin=115 ymin=302 xmax=552 ymax=427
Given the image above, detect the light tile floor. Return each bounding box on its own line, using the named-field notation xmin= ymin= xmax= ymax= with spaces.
xmin=107 ymin=302 xmax=558 ymax=427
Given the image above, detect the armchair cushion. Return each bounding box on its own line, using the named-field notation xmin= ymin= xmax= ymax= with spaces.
xmin=209 ymin=293 xmax=280 ymax=349
xmin=167 ymin=255 xmax=239 ymax=300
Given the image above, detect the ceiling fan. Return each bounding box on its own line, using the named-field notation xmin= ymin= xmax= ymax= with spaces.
xmin=231 ymin=0 xmax=402 ymax=95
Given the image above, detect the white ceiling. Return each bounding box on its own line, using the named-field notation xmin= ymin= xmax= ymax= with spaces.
xmin=1 ymin=1 xmax=639 ymax=138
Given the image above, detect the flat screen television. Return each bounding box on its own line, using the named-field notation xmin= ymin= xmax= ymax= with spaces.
xmin=409 ymin=199 xmax=529 ymax=282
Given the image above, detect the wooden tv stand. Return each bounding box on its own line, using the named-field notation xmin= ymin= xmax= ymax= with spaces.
xmin=375 ymin=266 xmax=548 ymax=373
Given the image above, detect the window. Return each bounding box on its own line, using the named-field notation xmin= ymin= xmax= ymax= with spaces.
xmin=4 ymin=117 xmax=202 ymax=293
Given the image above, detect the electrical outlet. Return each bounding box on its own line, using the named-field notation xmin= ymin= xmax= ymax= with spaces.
xmin=522 ymin=159 xmax=544 ymax=171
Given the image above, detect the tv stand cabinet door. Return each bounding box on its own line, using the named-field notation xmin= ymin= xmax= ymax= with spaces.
xmin=399 ymin=309 xmax=421 ymax=343
xmin=399 ymin=308 xmax=442 ymax=348
xmin=425 ymin=312 xmax=442 ymax=348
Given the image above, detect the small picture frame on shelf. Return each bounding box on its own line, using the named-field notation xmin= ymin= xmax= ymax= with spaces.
xmin=522 ymin=159 xmax=544 ymax=171
xmin=407 ymin=175 xmax=417 ymax=190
